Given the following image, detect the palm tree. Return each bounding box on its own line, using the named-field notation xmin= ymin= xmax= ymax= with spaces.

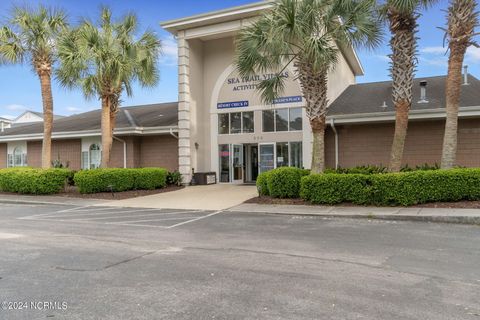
xmin=440 ymin=0 xmax=478 ymax=169
xmin=0 ymin=6 xmax=67 ymax=168
xmin=381 ymin=0 xmax=437 ymax=172
xmin=235 ymin=0 xmax=381 ymax=174
xmin=56 ymin=8 xmax=161 ymax=168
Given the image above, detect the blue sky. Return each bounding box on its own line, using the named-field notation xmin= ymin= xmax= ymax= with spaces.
xmin=0 ymin=0 xmax=478 ymax=119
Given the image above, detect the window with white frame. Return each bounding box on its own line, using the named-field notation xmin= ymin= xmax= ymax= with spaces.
xmin=7 ymin=147 xmax=27 ymax=167
xmin=81 ymin=144 xmax=101 ymax=169
xmin=218 ymin=111 xmax=254 ymax=135
xmin=262 ymin=107 xmax=303 ymax=132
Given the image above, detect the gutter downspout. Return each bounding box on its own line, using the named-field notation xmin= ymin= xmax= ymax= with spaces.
xmin=169 ymin=128 xmax=179 ymax=139
xmin=330 ymin=118 xmax=339 ymax=169
xmin=113 ymin=136 xmax=127 ymax=168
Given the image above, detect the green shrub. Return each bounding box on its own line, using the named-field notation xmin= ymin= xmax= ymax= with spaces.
xmin=324 ymin=165 xmax=387 ymax=175
xmin=167 ymin=171 xmax=183 ymax=186
xmin=301 ymin=173 xmax=371 ymax=205
xmin=301 ymin=168 xmax=480 ymax=206
xmin=0 ymin=168 xmax=72 ymax=194
xmin=256 ymin=171 xmax=272 ymax=196
xmin=267 ymin=167 xmax=310 ymax=198
xmin=74 ymin=168 xmax=168 ymax=194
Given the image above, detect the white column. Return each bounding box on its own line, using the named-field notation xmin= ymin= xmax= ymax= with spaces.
xmin=177 ymin=32 xmax=192 ymax=183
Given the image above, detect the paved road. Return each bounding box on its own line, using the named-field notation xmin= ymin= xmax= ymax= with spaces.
xmin=0 ymin=203 xmax=479 ymax=320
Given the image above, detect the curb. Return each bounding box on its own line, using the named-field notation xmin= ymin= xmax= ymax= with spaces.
xmin=228 ymin=209 xmax=480 ymax=225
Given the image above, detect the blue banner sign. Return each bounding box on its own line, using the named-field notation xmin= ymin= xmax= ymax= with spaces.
xmin=217 ymin=101 xmax=249 ymax=109
xmin=273 ymin=96 xmax=303 ymax=104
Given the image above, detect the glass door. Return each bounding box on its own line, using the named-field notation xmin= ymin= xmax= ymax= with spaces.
xmin=232 ymin=144 xmax=244 ymax=183
xmin=259 ymin=143 xmax=275 ymax=174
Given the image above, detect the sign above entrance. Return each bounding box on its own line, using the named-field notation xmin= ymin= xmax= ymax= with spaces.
xmin=273 ymin=96 xmax=302 ymax=104
xmin=217 ymin=100 xmax=249 ymax=109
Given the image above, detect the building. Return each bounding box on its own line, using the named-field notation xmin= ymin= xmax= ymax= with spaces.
xmin=0 ymin=103 xmax=179 ymax=170
xmin=161 ymin=1 xmax=362 ymax=183
xmin=13 ymin=110 xmax=65 ymax=124
xmin=0 ymin=117 xmax=12 ymax=132
xmin=162 ymin=1 xmax=480 ymax=184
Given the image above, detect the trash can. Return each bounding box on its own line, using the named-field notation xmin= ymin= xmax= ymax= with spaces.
xmin=193 ymin=172 xmax=217 ymax=185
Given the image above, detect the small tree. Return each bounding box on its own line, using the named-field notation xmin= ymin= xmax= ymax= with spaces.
xmin=236 ymin=0 xmax=381 ymax=173
xmin=440 ymin=0 xmax=478 ymax=169
xmin=0 ymin=6 xmax=67 ymax=168
xmin=56 ymin=8 xmax=161 ymax=167
xmin=381 ymin=0 xmax=438 ymax=172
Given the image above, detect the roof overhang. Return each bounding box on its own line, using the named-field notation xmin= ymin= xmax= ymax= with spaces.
xmin=0 ymin=126 xmax=178 ymax=142
xmin=328 ymin=106 xmax=480 ymax=125
xmin=161 ymin=1 xmax=364 ymax=76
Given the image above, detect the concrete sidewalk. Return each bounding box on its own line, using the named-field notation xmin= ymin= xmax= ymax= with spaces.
xmin=100 ymin=184 xmax=258 ymax=210
xmin=229 ymin=203 xmax=480 ymax=224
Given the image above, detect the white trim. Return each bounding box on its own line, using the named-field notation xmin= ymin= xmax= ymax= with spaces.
xmin=161 ymin=1 xmax=272 ymax=31
xmin=328 ymin=106 xmax=480 ymax=125
xmin=0 ymin=126 xmax=178 ymax=142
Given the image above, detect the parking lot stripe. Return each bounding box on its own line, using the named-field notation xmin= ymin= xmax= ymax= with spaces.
xmin=106 ymin=216 xmax=200 ymax=225
xmin=65 ymin=211 xmax=203 ymax=221
xmin=48 ymin=208 xmax=164 ymax=218
xmin=166 ymin=210 xmax=224 ymax=229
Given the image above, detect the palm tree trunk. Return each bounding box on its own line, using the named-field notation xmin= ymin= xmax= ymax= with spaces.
xmin=310 ymin=116 xmax=326 ymax=174
xmin=389 ymin=99 xmax=410 ymax=172
xmin=39 ymin=71 xmax=53 ymax=169
xmin=101 ymin=97 xmax=112 ymax=168
xmin=441 ymin=48 xmax=465 ymax=169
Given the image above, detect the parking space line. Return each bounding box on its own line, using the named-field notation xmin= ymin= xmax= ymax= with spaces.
xmin=48 ymin=208 xmax=165 ymax=218
xmin=166 ymin=210 xmax=224 ymax=229
xmin=66 ymin=211 xmax=202 ymax=221
xmin=106 ymin=216 xmax=200 ymax=224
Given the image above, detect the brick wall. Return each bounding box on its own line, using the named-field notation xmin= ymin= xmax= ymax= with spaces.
xmin=325 ymin=119 xmax=480 ymax=168
xmin=140 ymin=135 xmax=179 ymax=171
xmin=26 ymin=139 xmax=82 ymax=169
xmin=110 ymin=136 xmax=141 ymax=168
xmin=0 ymin=143 xmax=6 ymax=168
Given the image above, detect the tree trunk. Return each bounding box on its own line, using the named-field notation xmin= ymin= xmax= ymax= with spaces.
xmin=387 ymin=11 xmax=416 ymax=172
xmin=39 ymin=72 xmax=53 ymax=169
xmin=310 ymin=116 xmax=326 ymax=174
xmin=389 ymin=100 xmax=409 ymax=172
xmin=101 ymin=97 xmax=112 ymax=168
xmin=441 ymin=48 xmax=465 ymax=169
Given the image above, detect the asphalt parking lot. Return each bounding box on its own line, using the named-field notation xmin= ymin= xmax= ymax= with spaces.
xmin=0 ymin=202 xmax=479 ymax=320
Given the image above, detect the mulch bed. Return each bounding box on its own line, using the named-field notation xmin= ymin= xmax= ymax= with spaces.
xmin=0 ymin=185 xmax=185 ymax=200
xmin=246 ymin=196 xmax=480 ymax=209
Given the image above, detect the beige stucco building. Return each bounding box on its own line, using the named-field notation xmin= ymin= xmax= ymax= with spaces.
xmin=162 ymin=1 xmax=363 ymax=183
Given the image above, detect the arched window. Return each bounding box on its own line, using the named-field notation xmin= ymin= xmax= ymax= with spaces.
xmin=89 ymin=144 xmax=101 ymax=169
xmin=13 ymin=147 xmax=26 ymax=167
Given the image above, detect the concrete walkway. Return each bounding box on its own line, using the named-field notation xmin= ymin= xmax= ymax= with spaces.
xmin=100 ymin=184 xmax=258 ymax=210
xmin=229 ymin=203 xmax=480 ymax=224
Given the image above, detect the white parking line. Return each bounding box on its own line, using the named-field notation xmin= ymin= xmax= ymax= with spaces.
xmin=166 ymin=210 xmax=223 ymax=229
xmin=106 ymin=216 xmax=200 ymax=225
xmin=65 ymin=211 xmax=202 ymax=221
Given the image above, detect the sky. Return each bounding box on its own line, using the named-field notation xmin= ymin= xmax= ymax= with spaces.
xmin=0 ymin=0 xmax=478 ymax=119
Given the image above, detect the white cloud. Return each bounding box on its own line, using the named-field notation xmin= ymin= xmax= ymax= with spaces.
xmin=466 ymin=46 xmax=480 ymax=61
xmin=160 ymin=35 xmax=178 ymax=66
xmin=420 ymin=46 xmax=447 ymax=55
xmin=0 ymin=114 xmax=15 ymax=120
xmin=4 ymin=104 xmax=29 ymax=111
xmin=66 ymin=106 xmax=82 ymax=113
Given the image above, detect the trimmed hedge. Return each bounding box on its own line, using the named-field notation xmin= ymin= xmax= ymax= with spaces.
xmin=74 ymin=168 xmax=168 ymax=194
xmin=301 ymin=169 xmax=480 ymax=206
xmin=0 ymin=168 xmax=72 ymax=194
xmin=257 ymin=167 xmax=309 ymax=198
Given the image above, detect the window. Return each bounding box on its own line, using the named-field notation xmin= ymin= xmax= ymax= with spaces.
xmin=276 ymin=142 xmax=289 ymax=167
xmin=262 ymin=110 xmax=275 ymax=132
xmin=290 ymin=142 xmax=303 ymax=168
xmin=218 ymin=112 xmax=255 ymax=134
xmin=242 ymin=112 xmax=254 ymax=133
xmin=218 ymin=113 xmax=229 ymax=135
xmin=230 ymin=112 xmax=242 ymax=134
xmin=89 ymin=144 xmax=101 ymax=169
xmin=275 ymin=109 xmax=289 ymax=132
xmin=289 ymin=108 xmax=303 ymax=131
xmin=219 ymin=144 xmax=230 ymax=183
xmin=262 ymin=107 xmax=303 ymax=132
xmin=7 ymin=147 xmax=27 ymax=167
